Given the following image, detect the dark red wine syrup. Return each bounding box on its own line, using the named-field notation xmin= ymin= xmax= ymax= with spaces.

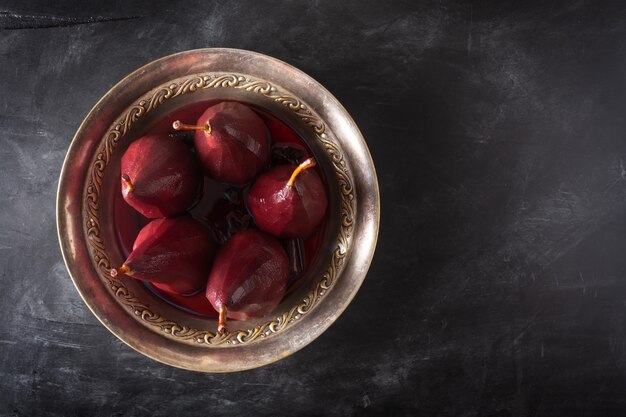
xmin=113 ymin=101 xmax=327 ymax=318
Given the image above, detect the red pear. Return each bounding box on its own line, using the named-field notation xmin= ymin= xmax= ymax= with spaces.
xmin=111 ymin=216 xmax=216 ymax=295
xmin=120 ymin=134 xmax=201 ymax=218
xmin=172 ymin=101 xmax=270 ymax=185
xmin=247 ymin=157 xmax=328 ymax=238
xmin=206 ymin=229 xmax=290 ymax=333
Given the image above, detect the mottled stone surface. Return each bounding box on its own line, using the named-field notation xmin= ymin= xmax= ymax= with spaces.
xmin=2 ymin=1 xmax=626 ymax=416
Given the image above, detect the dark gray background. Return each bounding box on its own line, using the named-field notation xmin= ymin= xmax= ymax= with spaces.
xmin=2 ymin=0 xmax=626 ymax=416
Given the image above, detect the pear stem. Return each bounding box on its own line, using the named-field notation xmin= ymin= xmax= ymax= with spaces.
xmin=121 ymin=174 xmax=134 ymax=192
xmin=287 ymin=157 xmax=316 ymax=187
xmin=172 ymin=120 xmax=212 ymax=134
xmin=218 ymin=305 xmax=228 ymax=334
xmin=110 ymin=264 xmax=132 ymax=277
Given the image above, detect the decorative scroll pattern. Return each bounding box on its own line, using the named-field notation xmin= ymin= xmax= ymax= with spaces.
xmin=85 ymin=73 xmax=355 ymax=345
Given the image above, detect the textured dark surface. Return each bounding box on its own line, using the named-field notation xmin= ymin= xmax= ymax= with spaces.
xmin=2 ymin=0 xmax=626 ymax=416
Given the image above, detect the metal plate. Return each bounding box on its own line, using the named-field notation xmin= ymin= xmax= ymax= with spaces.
xmin=56 ymin=48 xmax=379 ymax=372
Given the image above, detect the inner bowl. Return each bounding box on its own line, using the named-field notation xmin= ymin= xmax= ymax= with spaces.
xmin=57 ymin=49 xmax=379 ymax=372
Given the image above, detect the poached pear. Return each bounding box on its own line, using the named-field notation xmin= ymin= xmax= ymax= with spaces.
xmin=247 ymin=157 xmax=328 ymax=238
xmin=111 ymin=216 xmax=216 ymax=295
xmin=120 ymin=134 xmax=201 ymax=218
xmin=205 ymin=229 xmax=290 ymax=333
xmin=172 ymin=101 xmax=270 ymax=185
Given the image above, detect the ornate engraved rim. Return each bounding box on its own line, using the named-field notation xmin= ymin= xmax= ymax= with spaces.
xmin=58 ymin=48 xmax=379 ymax=371
xmin=84 ymin=72 xmax=355 ymax=346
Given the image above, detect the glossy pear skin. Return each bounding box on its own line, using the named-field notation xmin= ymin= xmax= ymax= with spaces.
xmin=121 ymin=134 xmax=201 ymax=218
xmin=123 ymin=217 xmax=216 ymax=295
xmin=194 ymin=102 xmax=270 ymax=185
xmin=247 ymin=165 xmax=328 ymax=238
xmin=206 ymin=229 xmax=290 ymax=321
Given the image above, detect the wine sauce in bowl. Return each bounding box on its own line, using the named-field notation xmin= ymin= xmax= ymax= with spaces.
xmin=113 ymin=101 xmax=327 ymax=318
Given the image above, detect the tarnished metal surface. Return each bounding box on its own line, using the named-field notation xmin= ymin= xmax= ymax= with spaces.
xmin=57 ymin=49 xmax=379 ymax=372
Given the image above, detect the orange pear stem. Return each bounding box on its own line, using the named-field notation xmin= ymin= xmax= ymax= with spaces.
xmin=172 ymin=120 xmax=212 ymax=134
xmin=110 ymin=264 xmax=132 ymax=277
xmin=121 ymin=174 xmax=134 ymax=192
xmin=218 ymin=305 xmax=228 ymax=334
xmin=287 ymin=157 xmax=316 ymax=187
